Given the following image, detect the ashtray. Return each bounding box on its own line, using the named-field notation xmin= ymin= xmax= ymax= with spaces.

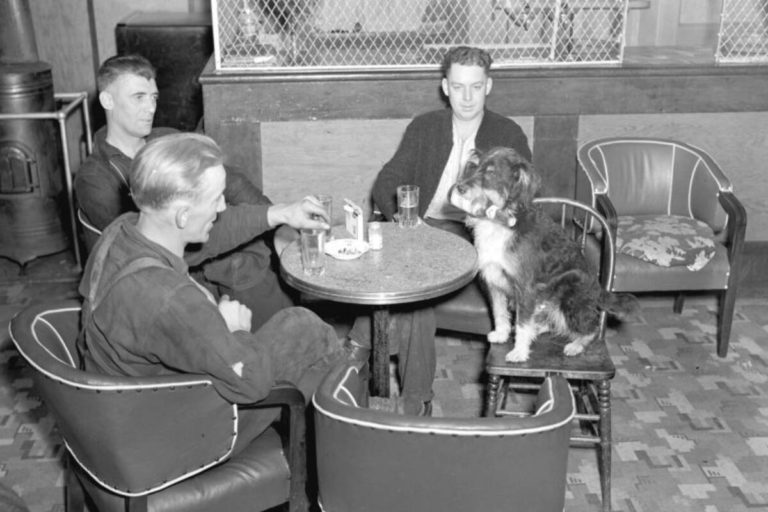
xmin=325 ymin=239 xmax=370 ymax=260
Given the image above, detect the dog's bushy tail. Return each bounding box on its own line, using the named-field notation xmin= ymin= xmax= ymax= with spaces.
xmin=599 ymin=291 xmax=640 ymax=320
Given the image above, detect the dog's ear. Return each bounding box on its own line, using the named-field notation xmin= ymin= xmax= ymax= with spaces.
xmin=516 ymin=162 xmax=541 ymax=205
xmin=528 ymin=166 xmax=542 ymax=198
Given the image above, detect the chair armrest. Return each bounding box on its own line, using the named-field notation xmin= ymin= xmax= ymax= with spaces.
xmin=594 ymin=195 xmax=618 ymax=234
xmin=718 ymin=191 xmax=747 ymax=266
xmin=576 ymin=150 xmax=608 ymax=196
xmin=582 ymin=195 xmax=618 ymax=291
xmin=241 ymin=381 xmax=307 ymax=511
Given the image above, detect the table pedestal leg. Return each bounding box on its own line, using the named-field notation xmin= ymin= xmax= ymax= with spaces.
xmin=372 ymin=307 xmax=390 ymax=397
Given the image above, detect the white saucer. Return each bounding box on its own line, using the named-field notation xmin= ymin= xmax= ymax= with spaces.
xmin=325 ymin=238 xmax=370 ymax=260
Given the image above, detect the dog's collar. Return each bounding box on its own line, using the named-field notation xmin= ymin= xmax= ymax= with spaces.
xmin=486 ymin=205 xmax=499 ymax=219
xmin=485 ymin=205 xmax=516 ymax=227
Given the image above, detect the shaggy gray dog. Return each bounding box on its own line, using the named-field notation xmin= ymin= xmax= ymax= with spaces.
xmin=449 ymin=147 xmax=637 ymax=362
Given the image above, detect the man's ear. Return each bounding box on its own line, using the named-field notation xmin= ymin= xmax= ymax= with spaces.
xmin=99 ymin=91 xmax=114 ymax=111
xmin=441 ymin=77 xmax=449 ymax=97
xmin=485 ymin=76 xmax=493 ymax=96
xmin=175 ymin=206 xmax=189 ymax=229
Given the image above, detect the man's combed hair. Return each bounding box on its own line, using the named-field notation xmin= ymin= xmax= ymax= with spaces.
xmin=441 ymin=46 xmax=493 ymax=77
xmin=97 ymin=54 xmax=156 ymax=91
xmin=130 ymin=133 xmax=223 ymax=211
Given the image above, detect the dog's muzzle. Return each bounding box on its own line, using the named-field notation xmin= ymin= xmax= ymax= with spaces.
xmin=449 ymin=187 xmax=517 ymax=226
xmin=449 ymin=186 xmax=486 ymax=216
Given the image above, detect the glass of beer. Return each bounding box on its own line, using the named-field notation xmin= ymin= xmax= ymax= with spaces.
xmin=397 ymin=185 xmax=419 ymax=228
xmin=300 ymin=228 xmax=325 ymax=276
xmin=314 ymin=194 xmax=333 ymax=240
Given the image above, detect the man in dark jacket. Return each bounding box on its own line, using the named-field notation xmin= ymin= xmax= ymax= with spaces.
xmin=367 ymin=47 xmax=534 ymax=413
xmin=372 ymin=46 xmax=532 ymax=231
xmin=75 ymin=54 xmax=303 ymax=329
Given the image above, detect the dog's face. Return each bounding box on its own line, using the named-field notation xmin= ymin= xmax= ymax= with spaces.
xmin=449 ymin=147 xmax=540 ymax=225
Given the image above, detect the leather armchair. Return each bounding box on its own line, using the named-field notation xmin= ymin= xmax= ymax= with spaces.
xmin=9 ymin=300 xmax=308 ymax=512
xmin=577 ymin=137 xmax=747 ymax=357
xmin=312 ymin=361 xmax=575 ymax=512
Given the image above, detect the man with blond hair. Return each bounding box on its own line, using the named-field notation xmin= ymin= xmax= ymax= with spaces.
xmin=78 ymin=133 xmax=357 ymax=446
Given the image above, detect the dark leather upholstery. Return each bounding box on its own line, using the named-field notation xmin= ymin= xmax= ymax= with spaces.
xmin=9 ymin=300 xmax=308 ymax=512
xmin=577 ymin=137 xmax=747 ymax=357
xmin=75 ymin=429 xmax=291 ymax=512
xmin=433 ymin=279 xmax=492 ymax=335
xmin=313 ymin=361 xmax=575 ymax=512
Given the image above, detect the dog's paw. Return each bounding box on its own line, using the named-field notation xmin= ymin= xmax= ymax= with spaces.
xmin=563 ymin=341 xmax=586 ymax=357
xmin=487 ymin=329 xmax=511 ymax=343
xmin=505 ymin=346 xmax=530 ymax=362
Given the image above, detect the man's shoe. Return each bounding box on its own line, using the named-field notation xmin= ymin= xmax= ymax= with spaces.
xmin=343 ymin=338 xmax=371 ymax=364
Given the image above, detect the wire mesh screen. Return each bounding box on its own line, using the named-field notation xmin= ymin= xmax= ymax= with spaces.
xmin=212 ymin=0 xmax=629 ymax=71
xmin=717 ymin=0 xmax=768 ymax=63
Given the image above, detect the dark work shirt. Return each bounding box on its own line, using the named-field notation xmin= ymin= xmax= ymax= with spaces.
xmin=78 ymin=213 xmax=276 ymax=403
xmin=372 ymin=109 xmax=532 ymax=220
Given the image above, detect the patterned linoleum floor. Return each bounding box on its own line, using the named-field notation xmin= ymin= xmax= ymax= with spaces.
xmin=432 ymin=298 xmax=768 ymax=512
xmin=1 ymin=251 xmax=768 ymax=511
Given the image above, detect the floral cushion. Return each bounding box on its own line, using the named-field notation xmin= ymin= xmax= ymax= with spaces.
xmin=616 ymin=215 xmax=716 ymax=271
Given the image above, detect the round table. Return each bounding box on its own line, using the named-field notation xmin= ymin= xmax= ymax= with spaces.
xmin=280 ymin=221 xmax=478 ymax=396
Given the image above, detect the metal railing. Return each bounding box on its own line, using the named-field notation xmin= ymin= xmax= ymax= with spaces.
xmin=212 ymin=0 xmax=630 ymax=71
xmin=0 ymin=92 xmax=93 ymax=268
xmin=717 ymin=0 xmax=768 ymax=64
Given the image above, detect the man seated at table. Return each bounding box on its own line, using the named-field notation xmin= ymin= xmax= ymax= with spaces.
xmin=77 ymin=132 xmax=368 ymax=447
xmin=365 ymin=46 xmax=533 ymax=401
xmin=75 ymin=54 xmax=296 ymax=330
xmin=372 ymin=45 xmax=532 ymax=238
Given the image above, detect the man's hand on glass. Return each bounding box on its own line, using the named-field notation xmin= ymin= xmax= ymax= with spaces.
xmin=267 ymin=196 xmax=330 ymax=231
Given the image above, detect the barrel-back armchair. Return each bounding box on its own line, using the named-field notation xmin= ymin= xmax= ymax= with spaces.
xmin=577 ymin=137 xmax=746 ymax=357
xmin=313 ymin=361 xmax=575 ymax=512
xmin=9 ymin=300 xmax=308 ymax=512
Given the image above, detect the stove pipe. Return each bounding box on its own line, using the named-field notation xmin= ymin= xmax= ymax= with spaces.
xmin=0 ymin=0 xmax=68 ymax=266
xmin=0 ymin=0 xmax=39 ymax=63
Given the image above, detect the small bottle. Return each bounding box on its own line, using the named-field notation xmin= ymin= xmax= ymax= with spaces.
xmin=239 ymin=4 xmax=261 ymax=41
xmin=368 ymin=221 xmax=383 ymax=250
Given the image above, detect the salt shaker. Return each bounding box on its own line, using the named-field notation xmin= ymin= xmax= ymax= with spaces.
xmin=368 ymin=221 xmax=383 ymax=250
